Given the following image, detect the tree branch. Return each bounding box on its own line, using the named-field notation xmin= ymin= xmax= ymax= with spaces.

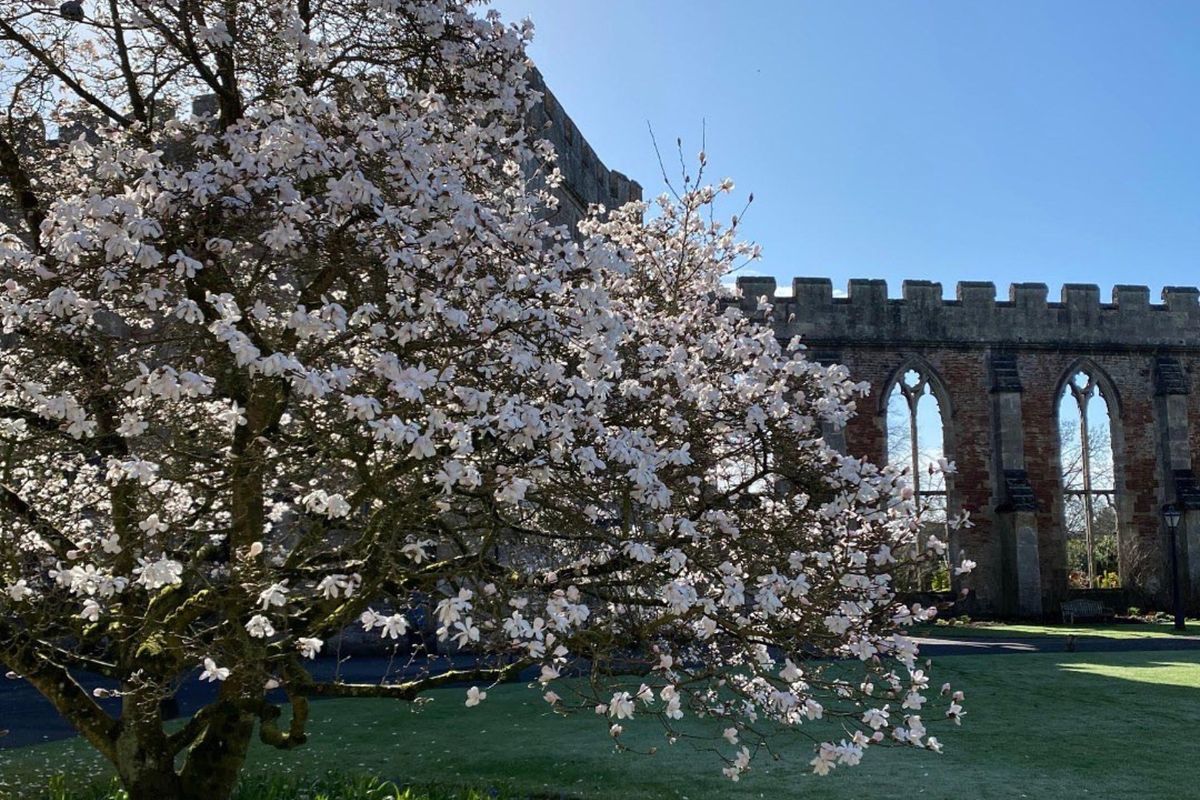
xmin=0 ymin=19 xmax=132 ymax=128
xmin=296 ymin=661 xmax=529 ymax=701
xmin=0 ymin=482 xmax=74 ymax=557
xmin=256 ymin=691 xmax=309 ymax=750
xmin=107 ymin=0 xmax=148 ymax=124
xmin=0 ymin=628 xmax=118 ymax=760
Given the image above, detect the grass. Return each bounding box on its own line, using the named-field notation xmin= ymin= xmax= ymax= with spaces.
xmin=228 ymin=776 xmax=551 ymax=800
xmin=916 ymin=619 xmax=1200 ymax=640
xmin=30 ymin=773 xmax=544 ymax=800
xmin=4 ymin=650 xmax=1200 ymax=799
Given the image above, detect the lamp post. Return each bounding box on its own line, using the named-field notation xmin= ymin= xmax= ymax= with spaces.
xmin=1162 ymin=504 xmax=1185 ymax=631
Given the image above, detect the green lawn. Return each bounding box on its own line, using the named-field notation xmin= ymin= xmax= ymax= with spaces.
xmin=916 ymin=620 xmax=1200 ymax=640
xmin=4 ymin=650 xmax=1200 ymax=799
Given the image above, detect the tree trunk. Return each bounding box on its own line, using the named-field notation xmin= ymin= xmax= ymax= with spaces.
xmin=113 ymin=716 xmax=182 ymax=800
xmin=120 ymin=764 xmax=183 ymax=800
xmin=177 ymin=703 xmax=256 ymax=800
xmin=112 ymin=695 xmax=254 ymax=800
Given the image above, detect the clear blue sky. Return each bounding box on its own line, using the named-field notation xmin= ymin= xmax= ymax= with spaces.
xmin=491 ymin=0 xmax=1200 ymax=299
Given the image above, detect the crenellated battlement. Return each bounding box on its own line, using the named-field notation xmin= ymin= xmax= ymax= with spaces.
xmin=737 ymin=277 xmax=1200 ymax=350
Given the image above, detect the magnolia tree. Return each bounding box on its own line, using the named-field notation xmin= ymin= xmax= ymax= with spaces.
xmin=0 ymin=1 xmax=974 ymax=798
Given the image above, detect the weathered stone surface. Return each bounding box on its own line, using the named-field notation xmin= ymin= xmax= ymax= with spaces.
xmin=525 ymin=69 xmax=642 ymax=231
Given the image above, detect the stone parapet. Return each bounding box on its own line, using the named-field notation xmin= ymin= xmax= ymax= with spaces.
xmin=737 ymin=277 xmax=1200 ymax=350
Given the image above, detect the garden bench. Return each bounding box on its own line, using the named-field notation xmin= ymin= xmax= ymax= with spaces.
xmin=1060 ymin=598 xmax=1113 ymax=624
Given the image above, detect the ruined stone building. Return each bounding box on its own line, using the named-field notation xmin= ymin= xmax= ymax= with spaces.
xmin=17 ymin=76 xmax=1190 ymax=622
xmin=736 ymin=276 xmax=1200 ymax=618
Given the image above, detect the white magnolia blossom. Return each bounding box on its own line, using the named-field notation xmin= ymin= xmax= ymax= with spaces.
xmin=134 ymin=557 xmax=184 ymax=590
xmin=79 ymin=599 xmax=102 ymax=623
xmin=245 ymin=615 xmax=276 ymax=639
xmin=199 ymin=658 xmax=231 ymax=683
xmin=0 ymin=2 xmax=972 ymax=796
xmin=381 ymin=613 xmax=409 ymax=640
xmin=317 ymin=573 xmax=360 ymax=599
xmin=136 ymin=515 xmax=167 ymax=537
xmin=608 ymin=691 xmax=635 ymax=720
xmin=257 ymin=581 xmax=289 ymax=611
xmin=297 ymin=637 xmax=324 ymax=660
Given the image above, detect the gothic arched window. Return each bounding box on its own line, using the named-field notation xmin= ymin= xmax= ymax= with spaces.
xmin=1058 ymin=369 xmax=1120 ymax=588
xmin=885 ymin=367 xmax=949 ymax=590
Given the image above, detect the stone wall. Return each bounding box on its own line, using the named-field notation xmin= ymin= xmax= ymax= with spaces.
xmin=526 ymin=69 xmax=643 ymax=230
xmin=738 ymin=276 xmax=1200 ymax=618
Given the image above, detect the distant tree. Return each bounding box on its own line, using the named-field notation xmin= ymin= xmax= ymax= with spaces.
xmin=0 ymin=2 xmax=971 ymax=797
xmin=1058 ymin=382 xmax=1119 ymax=586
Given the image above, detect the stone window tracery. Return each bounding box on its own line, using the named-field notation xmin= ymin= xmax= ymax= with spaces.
xmin=1058 ymin=368 xmax=1120 ymax=588
xmin=885 ymin=367 xmax=949 ymax=590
